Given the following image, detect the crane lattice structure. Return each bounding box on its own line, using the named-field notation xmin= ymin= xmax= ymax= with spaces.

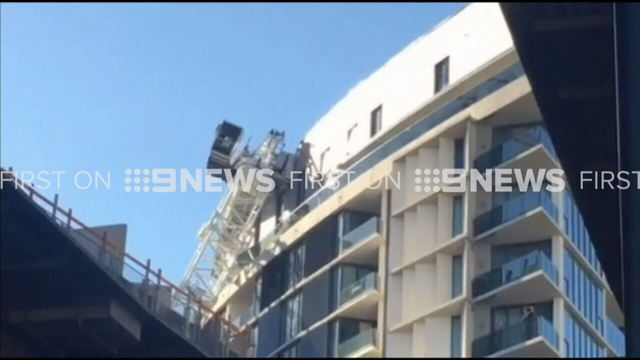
xmin=181 ymin=123 xmax=286 ymax=309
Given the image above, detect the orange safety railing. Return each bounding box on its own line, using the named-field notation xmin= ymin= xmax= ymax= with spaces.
xmin=1 ymin=169 xmax=247 ymax=356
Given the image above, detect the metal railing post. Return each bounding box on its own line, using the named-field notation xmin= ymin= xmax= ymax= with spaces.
xmin=144 ymin=259 xmax=151 ymax=309
xmin=144 ymin=259 xmax=151 ymax=284
xmin=154 ymin=268 xmax=162 ymax=314
xmin=52 ymin=194 xmax=59 ymax=219
xmin=184 ymin=289 xmax=192 ymax=338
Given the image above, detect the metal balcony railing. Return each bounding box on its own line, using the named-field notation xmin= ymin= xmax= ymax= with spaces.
xmin=2 ymin=171 xmax=245 ymax=357
xmin=472 ymin=315 xmax=559 ymax=357
xmin=337 ymin=328 xmax=378 ymax=357
xmin=339 ymin=272 xmax=378 ymax=306
xmin=474 ymin=126 xmax=557 ymax=173
xmin=472 ymin=250 xmax=558 ymax=298
xmin=474 ymin=190 xmax=558 ymax=236
xmin=341 ymin=217 xmax=380 ymax=252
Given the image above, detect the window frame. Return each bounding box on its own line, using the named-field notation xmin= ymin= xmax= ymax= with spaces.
xmin=434 ymin=56 xmax=450 ymax=93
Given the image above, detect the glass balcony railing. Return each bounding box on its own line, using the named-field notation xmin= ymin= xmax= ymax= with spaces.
xmin=472 ymin=315 xmax=559 ymax=357
xmin=339 ymin=272 xmax=378 ymax=306
xmin=473 ymin=191 xmax=558 ymax=236
xmin=337 ymin=328 xmax=378 ymax=357
xmin=606 ymin=318 xmax=626 ymax=357
xmin=472 ymin=250 xmax=558 ymax=298
xmin=474 ymin=127 xmax=557 ymax=173
xmin=341 ymin=217 xmax=380 ymax=251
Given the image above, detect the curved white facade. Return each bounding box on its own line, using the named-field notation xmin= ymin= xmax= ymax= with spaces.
xmin=304 ymin=3 xmax=512 ymax=175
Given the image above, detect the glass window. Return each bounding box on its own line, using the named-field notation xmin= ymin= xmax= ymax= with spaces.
xmin=579 ymin=217 xmax=586 ymax=253
xmin=576 ymin=263 xmax=582 ymax=309
xmin=370 ymin=106 xmax=382 ymax=138
xmin=434 ymin=56 xmax=450 ymax=93
xmin=582 ymin=271 xmax=588 ymax=315
xmin=452 ymin=196 xmax=464 ymax=237
xmin=452 ymin=255 xmax=463 ymax=298
xmin=572 ymin=320 xmax=579 ymax=358
xmin=280 ymin=343 xmax=298 ymax=358
xmin=587 ymin=238 xmax=593 ymax=267
xmin=285 ymin=244 xmax=305 ymax=290
xmin=564 ymin=313 xmax=572 ymax=357
xmin=583 ymin=327 xmax=589 ymax=357
xmin=454 ymin=138 xmax=465 ymax=169
xmin=451 ymin=315 xmax=462 ymax=358
xmin=251 ymin=325 xmax=259 ymax=357
xmin=281 ymin=292 xmax=302 ymax=342
xmin=591 ymin=282 xmax=596 ymax=324
xmin=585 ymin=280 xmax=591 ymax=322
xmin=574 ymin=212 xmax=580 ymax=249
xmin=254 ymin=275 xmax=262 ymax=314
xmin=598 ymin=289 xmax=605 ymax=334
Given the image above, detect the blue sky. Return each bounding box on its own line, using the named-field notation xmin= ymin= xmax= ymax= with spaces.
xmin=1 ymin=3 xmax=465 ymax=283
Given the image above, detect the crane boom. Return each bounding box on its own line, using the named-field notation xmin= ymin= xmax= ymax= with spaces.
xmin=180 ymin=122 xmax=286 ymax=308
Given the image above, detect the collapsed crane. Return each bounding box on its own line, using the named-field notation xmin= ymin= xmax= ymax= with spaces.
xmin=180 ymin=121 xmax=293 ymax=307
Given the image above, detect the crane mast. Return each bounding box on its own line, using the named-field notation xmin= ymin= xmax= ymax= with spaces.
xmin=180 ymin=121 xmax=288 ymax=308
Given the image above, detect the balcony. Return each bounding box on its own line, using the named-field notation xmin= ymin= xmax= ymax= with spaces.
xmin=474 ymin=191 xmax=559 ymax=241
xmin=474 ymin=127 xmax=557 ymax=173
xmin=341 ymin=217 xmax=380 ymax=251
xmin=472 ymin=315 xmax=559 ymax=358
xmin=606 ymin=318 xmax=626 ymax=357
xmin=340 ymin=273 xmax=378 ymax=305
xmin=337 ymin=328 xmax=380 ymax=358
xmin=473 ymin=250 xmax=560 ymax=305
xmin=336 ymin=273 xmax=380 ymax=320
xmin=340 ymin=217 xmax=381 ymax=265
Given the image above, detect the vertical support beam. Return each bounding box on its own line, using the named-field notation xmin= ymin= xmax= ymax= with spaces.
xmin=379 ymin=189 xmax=390 ymax=357
xmin=615 ymin=2 xmax=640 ymax=357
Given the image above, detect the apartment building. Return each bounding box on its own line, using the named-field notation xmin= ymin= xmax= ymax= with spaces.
xmin=209 ymin=3 xmax=625 ymax=358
